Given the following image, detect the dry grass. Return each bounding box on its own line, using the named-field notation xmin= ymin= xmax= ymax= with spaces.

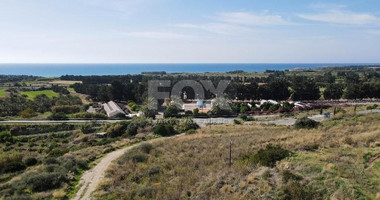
xmin=94 ymin=113 xmax=380 ymax=200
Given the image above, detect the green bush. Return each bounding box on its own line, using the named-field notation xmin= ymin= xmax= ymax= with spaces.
xmin=139 ymin=143 xmax=154 ymax=154
xmin=72 ymin=112 xmax=107 ymax=119
xmin=126 ymin=123 xmax=138 ymax=136
xmin=148 ymin=166 xmax=161 ymax=176
xmin=176 ymin=118 xmax=199 ymax=133
xmin=80 ymin=123 xmax=93 ymax=134
xmin=20 ymin=108 xmax=38 ymax=118
xmin=2 ymin=161 xmax=27 ymax=173
xmin=106 ymin=123 xmax=125 ymax=138
xmin=47 ymin=148 xmax=69 ymax=158
xmin=240 ymin=114 xmax=248 ymax=121
xmin=185 ymin=129 xmax=197 ymax=135
xmin=24 ymin=157 xmax=38 ymax=166
xmin=0 ymin=131 xmax=13 ymax=143
xmin=233 ymin=119 xmax=241 ymax=124
xmin=367 ymin=104 xmax=378 ymax=110
xmin=153 ymin=124 xmax=177 ymax=136
xmin=44 ymin=157 xmax=59 ymax=165
xmin=52 ymin=105 xmax=82 ymax=114
xmin=132 ymin=153 xmax=148 ymax=163
xmin=240 ymin=144 xmax=291 ymax=167
xmin=281 ymin=170 xmax=303 ymax=183
xmin=164 ymin=105 xmax=179 ymax=118
xmin=0 ymin=151 xmax=23 ymax=172
xmin=294 ymin=117 xmax=319 ymax=129
xmin=279 ymin=181 xmax=322 ymax=200
xmin=23 ymin=172 xmax=67 ymax=192
xmin=48 ymin=112 xmax=68 ymax=120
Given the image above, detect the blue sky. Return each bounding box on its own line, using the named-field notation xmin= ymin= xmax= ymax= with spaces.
xmin=0 ymin=0 xmax=380 ymax=63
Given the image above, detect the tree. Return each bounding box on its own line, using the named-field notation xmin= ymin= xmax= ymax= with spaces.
xmin=345 ymin=71 xmax=360 ymax=84
xmin=266 ymin=78 xmax=290 ymax=100
xmin=323 ymin=84 xmax=343 ymax=100
xmin=110 ymin=81 xmax=124 ymax=101
xmin=34 ymin=94 xmax=52 ymax=113
xmin=291 ymin=76 xmax=320 ymax=101
xmin=344 ymin=84 xmax=363 ymax=99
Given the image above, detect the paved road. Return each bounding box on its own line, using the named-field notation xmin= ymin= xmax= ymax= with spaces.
xmin=193 ymin=118 xmax=237 ymax=126
xmin=257 ymin=109 xmax=380 ymax=126
xmin=0 ymin=120 xmax=123 ymax=124
xmin=1 ymin=109 xmax=379 ymax=126
xmin=0 ymin=118 xmax=237 ymax=126
xmin=71 ymin=134 xmax=183 ymax=200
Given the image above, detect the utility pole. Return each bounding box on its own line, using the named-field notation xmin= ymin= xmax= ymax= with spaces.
xmin=229 ymin=138 xmax=232 ymax=167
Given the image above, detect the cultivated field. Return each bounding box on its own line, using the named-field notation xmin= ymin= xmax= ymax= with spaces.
xmin=21 ymin=90 xmax=59 ymax=100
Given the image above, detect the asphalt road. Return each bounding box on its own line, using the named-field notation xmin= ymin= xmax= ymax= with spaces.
xmin=1 ymin=109 xmax=379 ymax=126
xmin=257 ymin=109 xmax=380 ymax=126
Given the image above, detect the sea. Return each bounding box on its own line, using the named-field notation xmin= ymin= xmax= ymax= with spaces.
xmin=0 ymin=63 xmax=377 ymax=77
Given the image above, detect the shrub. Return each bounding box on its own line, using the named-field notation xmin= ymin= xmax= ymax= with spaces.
xmin=240 ymin=144 xmax=291 ymax=167
xmin=2 ymin=161 xmax=27 ymax=173
xmin=344 ymin=136 xmax=354 ymax=145
xmin=48 ymin=112 xmax=68 ymax=120
xmin=136 ymin=186 xmax=155 ymax=198
xmin=176 ymin=118 xmax=199 ymax=133
xmin=0 ymin=151 xmax=23 ymax=172
xmin=48 ymin=148 xmax=69 ymax=158
xmin=148 ymin=166 xmax=161 ymax=176
xmin=367 ymin=104 xmax=378 ymax=110
xmin=139 ymin=143 xmax=154 ymax=154
xmin=126 ymin=123 xmax=138 ymax=136
xmin=279 ymin=181 xmax=322 ymax=200
xmin=153 ymin=124 xmax=177 ymax=136
xmin=185 ymin=129 xmax=197 ymax=135
xmin=193 ymin=108 xmax=199 ymax=116
xmin=164 ymin=105 xmax=179 ymax=118
xmin=240 ymin=114 xmax=248 ymax=121
xmin=52 ymin=105 xmax=82 ymax=114
xmin=281 ymin=170 xmax=303 ymax=183
xmin=80 ymin=123 xmax=93 ymax=134
xmin=294 ymin=117 xmax=319 ymax=129
xmin=72 ymin=112 xmax=107 ymax=119
xmin=44 ymin=157 xmax=59 ymax=165
xmin=0 ymin=131 xmax=13 ymax=143
xmin=233 ymin=119 xmax=241 ymax=124
xmin=20 ymin=108 xmax=38 ymax=118
xmin=132 ymin=153 xmax=148 ymax=163
xmin=24 ymin=157 xmax=38 ymax=166
xmin=107 ymin=123 xmax=125 ymax=138
xmin=23 ymin=172 xmax=67 ymax=192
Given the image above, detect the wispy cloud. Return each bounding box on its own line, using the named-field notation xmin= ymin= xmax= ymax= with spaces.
xmin=174 ymin=11 xmax=291 ymax=35
xmin=298 ymin=8 xmax=380 ymax=25
xmin=216 ymin=12 xmax=292 ymax=26
xmin=365 ymin=29 xmax=380 ymax=35
xmin=124 ymin=31 xmax=195 ymax=39
xmin=175 ymin=23 xmax=255 ymax=35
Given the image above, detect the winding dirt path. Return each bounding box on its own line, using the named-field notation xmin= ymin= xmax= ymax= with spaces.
xmin=71 ymin=135 xmax=183 ymax=200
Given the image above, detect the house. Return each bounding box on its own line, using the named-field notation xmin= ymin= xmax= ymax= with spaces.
xmin=103 ymin=101 xmax=125 ymax=117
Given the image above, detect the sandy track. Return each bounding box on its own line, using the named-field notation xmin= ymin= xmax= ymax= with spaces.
xmin=71 ymin=135 xmax=182 ymax=200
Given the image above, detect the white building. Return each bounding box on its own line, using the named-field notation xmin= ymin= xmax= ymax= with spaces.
xmin=103 ymin=101 xmax=125 ymax=117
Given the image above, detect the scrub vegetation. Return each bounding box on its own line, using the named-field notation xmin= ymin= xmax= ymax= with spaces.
xmin=95 ymin=112 xmax=380 ymax=200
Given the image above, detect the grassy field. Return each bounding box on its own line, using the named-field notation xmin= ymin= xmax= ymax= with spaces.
xmin=0 ymin=89 xmax=6 ymax=97
xmin=21 ymin=90 xmax=59 ymax=100
xmin=95 ymin=113 xmax=380 ymax=200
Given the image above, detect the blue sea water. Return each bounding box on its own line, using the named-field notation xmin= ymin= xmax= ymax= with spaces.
xmin=0 ymin=63 xmax=377 ymax=77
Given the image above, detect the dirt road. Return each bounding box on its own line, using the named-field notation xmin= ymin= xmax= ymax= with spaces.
xmin=71 ymin=135 xmax=182 ymax=200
